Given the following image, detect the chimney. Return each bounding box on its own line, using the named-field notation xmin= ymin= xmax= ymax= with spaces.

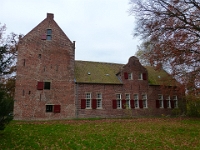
xmin=47 ymin=13 xmax=54 ymax=20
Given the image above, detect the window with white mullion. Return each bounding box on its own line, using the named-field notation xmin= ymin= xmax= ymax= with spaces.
xmin=166 ymin=95 xmax=171 ymax=108
xmin=125 ymin=94 xmax=130 ymax=108
xmin=86 ymin=93 xmax=91 ymax=108
xmin=116 ymin=94 xmax=122 ymax=108
xmin=142 ymin=94 xmax=147 ymax=108
xmin=173 ymin=95 xmax=178 ymax=108
xmin=158 ymin=94 xmax=163 ymax=108
xmin=134 ymin=94 xmax=139 ymax=108
xmin=97 ymin=93 xmax=102 ymax=108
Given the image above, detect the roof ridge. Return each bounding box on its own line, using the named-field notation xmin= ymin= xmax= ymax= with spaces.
xmin=75 ymin=60 xmax=125 ymax=65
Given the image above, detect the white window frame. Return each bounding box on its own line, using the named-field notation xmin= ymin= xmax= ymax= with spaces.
xmin=173 ymin=95 xmax=178 ymax=108
xmin=86 ymin=93 xmax=91 ymax=108
xmin=125 ymin=93 xmax=130 ymax=108
xmin=158 ymin=94 xmax=163 ymax=108
xmin=46 ymin=29 xmax=52 ymax=40
xmin=166 ymin=95 xmax=171 ymax=108
xmin=134 ymin=94 xmax=139 ymax=108
xmin=128 ymin=73 xmax=133 ymax=80
xmin=116 ymin=93 xmax=122 ymax=109
xmin=97 ymin=93 xmax=102 ymax=108
xmin=138 ymin=73 xmax=143 ymax=80
xmin=142 ymin=94 xmax=148 ymax=108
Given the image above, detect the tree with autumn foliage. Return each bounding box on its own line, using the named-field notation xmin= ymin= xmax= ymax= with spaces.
xmin=0 ymin=23 xmax=20 ymax=130
xmin=130 ymin=0 xmax=200 ymax=94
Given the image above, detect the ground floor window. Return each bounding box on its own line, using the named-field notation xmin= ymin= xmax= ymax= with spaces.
xmin=86 ymin=93 xmax=91 ymax=108
xmin=46 ymin=105 xmax=53 ymax=112
xmin=158 ymin=94 xmax=163 ymax=108
xmin=125 ymin=94 xmax=130 ymax=108
xmin=116 ymin=94 xmax=122 ymax=108
xmin=166 ymin=96 xmax=171 ymax=108
xmin=134 ymin=94 xmax=139 ymax=108
xmin=173 ymin=95 xmax=178 ymax=108
xmin=46 ymin=104 xmax=60 ymax=113
xmin=142 ymin=94 xmax=147 ymax=108
xmin=97 ymin=93 xmax=102 ymax=108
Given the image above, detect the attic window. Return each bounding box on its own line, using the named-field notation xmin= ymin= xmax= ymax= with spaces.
xmin=46 ymin=29 xmax=52 ymax=40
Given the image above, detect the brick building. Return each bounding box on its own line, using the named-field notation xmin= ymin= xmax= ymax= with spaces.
xmin=14 ymin=13 xmax=183 ymax=120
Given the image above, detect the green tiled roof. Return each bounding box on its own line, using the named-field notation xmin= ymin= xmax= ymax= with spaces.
xmin=75 ymin=61 xmax=177 ymax=86
xmin=75 ymin=61 xmax=123 ymax=84
xmin=144 ymin=66 xmax=177 ymax=86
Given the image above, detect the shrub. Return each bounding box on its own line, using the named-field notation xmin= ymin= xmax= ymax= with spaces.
xmin=0 ymin=89 xmax=14 ymax=130
xmin=186 ymin=95 xmax=200 ymax=117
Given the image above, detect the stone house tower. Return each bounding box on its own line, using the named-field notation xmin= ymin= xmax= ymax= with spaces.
xmin=14 ymin=13 xmax=76 ymax=120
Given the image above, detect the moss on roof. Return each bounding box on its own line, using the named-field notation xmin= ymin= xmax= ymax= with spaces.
xmin=75 ymin=61 xmax=123 ymax=84
xmin=75 ymin=61 xmax=177 ymax=86
xmin=145 ymin=66 xmax=177 ymax=86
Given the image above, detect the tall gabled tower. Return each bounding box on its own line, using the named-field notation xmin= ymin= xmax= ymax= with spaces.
xmin=14 ymin=13 xmax=75 ymax=120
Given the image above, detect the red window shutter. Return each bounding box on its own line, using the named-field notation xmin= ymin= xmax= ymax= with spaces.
xmin=54 ymin=105 xmax=61 ymax=113
xmin=139 ymin=100 xmax=143 ymax=108
xmin=37 ymin=82 xmax=44 ymax=90
xmin=122 ymin=99 xmax=126 ymax=109
xmin=92 ymin=99 xmax=97 ymax=109
xmin=81 ymin=99 xmax=86 ymax=109
xmin=130 ymin=100 xmax=135 ymax=108
xmin=41 ymin=34 xmax=46 ymax=40
xmin=170 ymin=100 xmax=174 ymax=109
xmin=124 ymin=72 xmax=128 ymax=79
xmin=156 ymin=100 xmax=160 ymax=108
xmin=163 ymin=100 xmax=167 ymax=108
xmin=143 ymin=73 xmax=147 ymax=80
xmin=112 ymin=100 xmax=117 ymax=109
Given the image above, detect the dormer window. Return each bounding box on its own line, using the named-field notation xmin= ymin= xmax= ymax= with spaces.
xmin=46 ymin=29 xmax=52 ymax=40
xmin=128 ymin=73 xmax=132 ymax=80
xmin=139 ymin=73 xmax=143 ymax=80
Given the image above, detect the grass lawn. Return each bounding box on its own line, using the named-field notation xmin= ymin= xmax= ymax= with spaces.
xmin=0 ymin=117 xmax=200 ymax=150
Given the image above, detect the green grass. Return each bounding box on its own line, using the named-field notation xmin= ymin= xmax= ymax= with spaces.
xmin=0 ymin=118 xmax=200 ymax=149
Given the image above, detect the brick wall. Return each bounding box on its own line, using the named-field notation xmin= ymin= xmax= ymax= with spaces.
xmin=14 ymin=13 xmax=75 ymax=120
xmin=76 ymin=57 xmax=181 ymax=118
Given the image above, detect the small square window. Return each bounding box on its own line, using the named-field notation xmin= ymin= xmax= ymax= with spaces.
xmin=128 ymin=73 xmax=132 ymax=80
xmin=139 ymin=73 xmax=143 ymax=80
xmin=46 ymin=105 xmax=53 ymax=112
xmin=44 ymin=82 xmax=51 ymax=90
xmin=46 ymin=35 xmax=52 ymax=40
xmin=47 ymin=29 xmax=52 ymax=35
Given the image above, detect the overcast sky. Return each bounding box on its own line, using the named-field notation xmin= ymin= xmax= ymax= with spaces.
xmin=1 ymin=0 xmax=140 ymax=64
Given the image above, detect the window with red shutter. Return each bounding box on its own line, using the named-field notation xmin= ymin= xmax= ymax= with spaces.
xmin=46 ymin=105 xmax=53 ymax=112
xmin=92 ymin=99 xmax=97 ymax=109
xmin=122 ymin=99 xmax=126 ymax=109
xmin=156 ymin=100 xmax=160 ymax=108
xmin=54 ymin=105 xmax=61 ymax=113
xmin=124 ymin=72 xmax=128 ymax=79
xmin=139 ymin=100 xmax=143 ymax=108
xmin=37 ymin=82 xmax=44 ymax=90
xmin=143 ymin=73 xmax=147 ymax=80
xmin=81 ymin=99 xmax=86 ymax=109
xmin=130 ymin=100 xmax=135 ymax=108
xmin=112 ymin=100 xmax=117 ymax=109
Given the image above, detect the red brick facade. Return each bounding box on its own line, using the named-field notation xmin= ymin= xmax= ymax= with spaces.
xmin=14 ymin=13 xmax=182 ymax=120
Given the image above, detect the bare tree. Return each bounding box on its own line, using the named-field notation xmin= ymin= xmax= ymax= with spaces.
xmin=130 ymin=0 xmax=200 ymax=93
